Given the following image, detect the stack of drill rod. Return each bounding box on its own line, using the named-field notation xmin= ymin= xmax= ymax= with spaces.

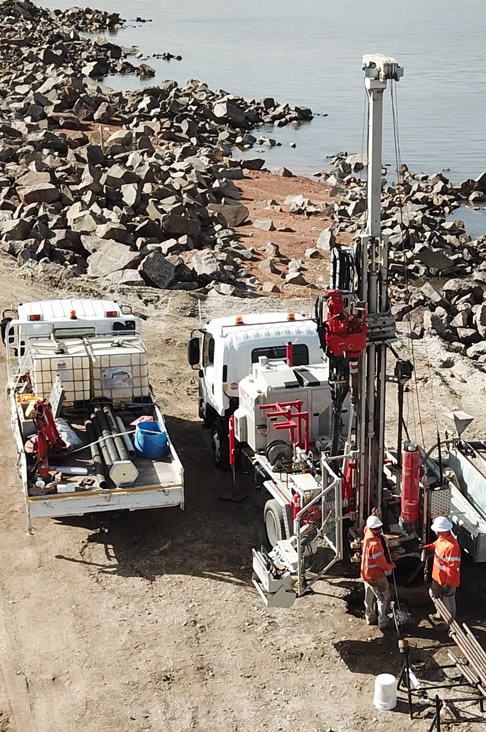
xmin=435 ymin=597 xmax=486 ymax=694
xmin=85 ymin=406 xmax=135 ymax=489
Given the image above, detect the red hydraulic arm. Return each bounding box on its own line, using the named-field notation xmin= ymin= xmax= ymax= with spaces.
xmin=31 ymin=401 xmax=67 ymax=477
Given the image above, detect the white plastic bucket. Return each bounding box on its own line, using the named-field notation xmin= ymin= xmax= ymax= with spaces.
xmin=373 ymin=673 xmax=397 ymax=711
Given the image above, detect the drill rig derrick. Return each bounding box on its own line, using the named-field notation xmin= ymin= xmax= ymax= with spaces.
xmin=317 ymin=55 xmax=408 ymax=529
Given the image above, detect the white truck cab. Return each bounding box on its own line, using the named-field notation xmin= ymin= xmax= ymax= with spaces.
xmin=187 ymin=311 xmax=323 ymax=468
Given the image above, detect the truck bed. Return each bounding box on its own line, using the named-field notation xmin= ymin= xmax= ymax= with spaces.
xmin=16 ymin=399 xmax=184 ymax=522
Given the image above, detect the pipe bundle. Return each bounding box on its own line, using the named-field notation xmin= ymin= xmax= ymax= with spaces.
xmin=86 ymin=406 xmax=136 ymax=488
xmin=435 ymin=598 xmax=486 ymax=693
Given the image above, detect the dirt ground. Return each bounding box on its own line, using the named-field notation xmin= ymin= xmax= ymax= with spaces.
xmin=0 ymin=177 xmax=486 ymax=732
xmin=236 ymin=170 xmax=344 ymax=297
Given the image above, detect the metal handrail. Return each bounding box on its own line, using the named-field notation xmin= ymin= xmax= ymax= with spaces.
xmin=294 ymin=474 xmax=343 ymax=596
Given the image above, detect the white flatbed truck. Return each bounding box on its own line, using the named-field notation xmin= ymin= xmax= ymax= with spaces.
xmin=187 ymin=311 xmax=323 ymax=469
xmin=3 ymin=299 xmax=184 ymax=531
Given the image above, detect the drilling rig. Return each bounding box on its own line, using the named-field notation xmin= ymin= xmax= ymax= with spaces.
xmin=249 ymin=54 xmax=445 ymax=608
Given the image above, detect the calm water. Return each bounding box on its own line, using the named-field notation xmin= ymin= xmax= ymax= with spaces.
xmin=39 ymin=0 xmax=486 ymax=184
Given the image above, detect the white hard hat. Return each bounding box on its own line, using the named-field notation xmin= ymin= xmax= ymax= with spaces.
xmin=366 ymin=515 xmax=383 ymax=530
xmin=431 ymin=516 xmax=453 ymax=533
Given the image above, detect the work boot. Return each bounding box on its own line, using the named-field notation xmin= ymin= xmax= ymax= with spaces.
xmin=378 ymin=620 xmax=393 ymax=631
xmin=366 ymin=618 xmax=378 ymax=626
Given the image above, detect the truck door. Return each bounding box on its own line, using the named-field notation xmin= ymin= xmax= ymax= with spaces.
xmin=4 ymin=321 xmax=24 ymax=385
xmin=200 ymin=332 xmax=218 ymax=416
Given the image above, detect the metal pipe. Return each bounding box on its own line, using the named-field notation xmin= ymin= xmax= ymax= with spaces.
xmin=93 ymin=408 xmax=119 ymax=465
xmin=103 ymin=406 xmax=129 ymax=461
xmin=115 ymin=415 xmax=135 ymax=458
xmin=86 ymin=419 xmax=108 ymax=489
xmin=436 ymin=600 xmax=486 ymax=683
xmin=50 ymin=465 xmax=89 ymax=476
xmin=89 ymin=411 xmax=112 ymax=468
xmin=397 ymin=381 xmax=404 ymax=474
xmin=447 ymin=651 xmax=486 ymax=695
xmin=437 ymin=429 xmax=444 ymax=485
xmin=450 ymin=637 xmax=486 ymax=684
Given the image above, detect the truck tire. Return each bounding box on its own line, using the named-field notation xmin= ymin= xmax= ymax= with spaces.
xmin=211 ymin=422 xmax=230 ymax=471
xmin=264 ymin=499 xmax=287 ymax=547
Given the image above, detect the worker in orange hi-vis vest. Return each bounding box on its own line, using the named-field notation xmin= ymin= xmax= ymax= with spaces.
xmin=361 ymin=515 xmax=396 ymax=630
xmin=422 ymin=516 xmax=461 ymax=620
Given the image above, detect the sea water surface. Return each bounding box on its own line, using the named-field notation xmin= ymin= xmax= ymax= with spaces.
xmin=39 ymin=0 xmax=486 ymax=189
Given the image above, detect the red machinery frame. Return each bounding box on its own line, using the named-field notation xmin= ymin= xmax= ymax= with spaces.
xmin=259 ymin=401 xmax=310 ymax=453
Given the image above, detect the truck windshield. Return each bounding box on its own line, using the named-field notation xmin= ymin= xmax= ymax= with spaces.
xmin=251 ymin=344 xmax=309 ymax=366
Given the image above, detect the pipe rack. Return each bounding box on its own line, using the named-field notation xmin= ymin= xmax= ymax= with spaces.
xmin=435 ymin=598 xmax=486 ymax=692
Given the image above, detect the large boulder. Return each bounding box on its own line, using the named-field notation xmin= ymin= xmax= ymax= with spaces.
xmin=316 ymin=228 xmax=336 ymax=251
xmin=87 ymin=241 xmax=141 ymax=276
xmin=0 ymin=218 xmax=31 ymax=240
xmin=424 ymin=306 xmax=449 ymax=336
xmin=442 ymin=278 xmax=482 ymax=302
xmin=161 ymin=213 xmax=201 ymax=238
xmin=474 ymin=302 xmax=486 ymax=338
xmin=139 ymin=251 xmax=176 ymax=289
xmin=106 ymin=270 xmax=145 ymax=286
xmin=466 ymin=341 xmax=486 ymax=359
xmin=18 ymin=184 xmax=60 ymax=205
xmin=212 ymin=178 xmax=241 ymax=200
xmin=421 ymin=281 xmax=448 ymax=308
xmin=190 ymin=250 xmax=226 ymax=283
xmin=16 ymin=171 xmax=51 ymax=188
xmin=213 ymin=100 xmax=246 ymax=127
xmin=207 ymin=202 xmax=249 ymax=227
xmin=414 ymin=245 xmax=455 ymax=272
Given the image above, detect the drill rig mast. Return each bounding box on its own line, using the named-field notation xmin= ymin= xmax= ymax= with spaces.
xmin=317 ymin=54 xmax=405 ymax=528
xmin=358 ymin=55 xmax=404 ymax=525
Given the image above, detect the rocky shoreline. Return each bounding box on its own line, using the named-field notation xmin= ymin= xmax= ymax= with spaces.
xmin=0 ymin=0 xmax=485 ymax=362
xmin=0 ymin=0 xmax=313 ymax=294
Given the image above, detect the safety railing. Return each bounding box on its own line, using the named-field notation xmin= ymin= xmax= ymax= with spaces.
xmin=294 ymin=453 xmax=347 ymax=595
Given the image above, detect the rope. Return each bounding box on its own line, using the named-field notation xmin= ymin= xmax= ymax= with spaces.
xmin=70 ymin=428 xmax=137 ymax=454
xmin=423 ymin=338 xmax=440 ymax=433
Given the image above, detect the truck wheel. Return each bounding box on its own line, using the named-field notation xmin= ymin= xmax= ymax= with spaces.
xmin=264 ymin=499 xmax=286 ymax=547
xmin=211 ymin=424 xmax=230 ymax=471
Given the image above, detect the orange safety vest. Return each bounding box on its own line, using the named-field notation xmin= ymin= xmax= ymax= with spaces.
xmin=428 ymin=534 xmax=461 ymax=588
xmin=361 ymin=527 xmax=394 ymax=582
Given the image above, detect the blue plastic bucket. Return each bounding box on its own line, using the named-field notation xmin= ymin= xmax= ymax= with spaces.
xmin=134 ymin=422 xmax=169 ymax=459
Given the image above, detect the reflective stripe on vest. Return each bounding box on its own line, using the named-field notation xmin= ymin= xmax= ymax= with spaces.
xmin=435 ymin=551 xmax=460 ymax=562
xmin=364 ymin=551 xmax=383 ymax=569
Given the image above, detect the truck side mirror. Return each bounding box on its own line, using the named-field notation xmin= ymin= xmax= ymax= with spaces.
xmin=1 ymin=317 xmax=12 ymax=345
xmin=187 ymin=337 xmax=200 ymax=366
